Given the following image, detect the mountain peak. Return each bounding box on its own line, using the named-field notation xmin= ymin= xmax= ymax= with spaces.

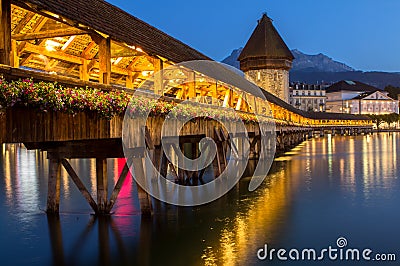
xmin=290 ymin=49 xmax=355 ymax=72
xmin=222 ymin=48 xmax=355 ymax=72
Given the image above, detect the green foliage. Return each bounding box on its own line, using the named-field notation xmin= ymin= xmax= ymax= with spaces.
xmin=384 ymin=85 xmax=400 ymax=100
xmin=367 ymin=113 xmax=400 ymax=129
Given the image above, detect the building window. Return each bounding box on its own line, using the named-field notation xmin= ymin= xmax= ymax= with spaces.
xmin=257 ymin=71 xmax=261 ymax=81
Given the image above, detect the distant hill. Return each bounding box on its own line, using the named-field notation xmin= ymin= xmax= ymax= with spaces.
xmin=221 ymin=48 xmax=400 ymax=89
xmin=291 ymin=49 xmax=354 ymax=72
xmin=221 ymin=48 xmax=242 ymax=69
xmin=289 ymin=71 xmax=400 ymax=89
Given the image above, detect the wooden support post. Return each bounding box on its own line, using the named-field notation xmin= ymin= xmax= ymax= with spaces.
xmin=99 ymin=37 xmax=111 ymax=84
xmin=10 ymin=39 xmax=19 ymax=67
xmin=96 ymin=158 xmax=108 ymax=214
xmin=126 ymin=72 xmax=133 ymax=88
xmin=235 ymin=93 xmax=243 ymax=111
xmin=132 ymin=158 xmax=153 ymax=217
xmin=212 ymin=80 xmax=218 ymax=104
xmin=47 ymin=158 xmax=62 ymax=214
xmin=159 ymin=150 xmax=168 ymax=178
xmin=61 ymin=159 xmax=99 ymax=214
xmin=223 ymin=89 xmax=230 ymax=107
xmin=153 ymin=58 xmax=163 ymax=95
xmin=187 ymin=71 xmax=196 ymax=99
xmin=0 ymin=0 xmax=11 ymax=65
xmin=80 ymin=59 xmax=89 ymax=81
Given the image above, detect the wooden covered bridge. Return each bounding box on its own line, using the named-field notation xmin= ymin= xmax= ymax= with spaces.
xmin=0 ymin=0 xmax=372 ymax=215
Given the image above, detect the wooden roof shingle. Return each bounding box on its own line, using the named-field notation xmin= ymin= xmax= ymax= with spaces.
xmin=238 ymin=14 xmax=294 ymax=62
xmin=13 ymin=0 xmax=210 ymax=63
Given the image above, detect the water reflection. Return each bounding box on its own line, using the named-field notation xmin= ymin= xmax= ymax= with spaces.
xmin=1 ymin=133 xmax=400 ymax=265
xmin=200 ymin=162 xmax=298 ymax=265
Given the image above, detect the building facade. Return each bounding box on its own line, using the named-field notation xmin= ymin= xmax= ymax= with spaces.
xmin=289 ymin=83 xmax=327 ymax=112
xmin=238 ymin=14 xmax=294 ymax=103
xmin=326 ymin=80 xmax=399 ymax=114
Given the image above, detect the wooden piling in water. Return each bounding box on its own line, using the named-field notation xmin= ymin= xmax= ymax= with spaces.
xmin=96 ymin=158 xmax=108 ymax=214
xmin=47 ymin=158 xmax=62 ymax=214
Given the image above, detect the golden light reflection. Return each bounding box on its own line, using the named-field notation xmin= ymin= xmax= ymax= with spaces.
xmin=3 ymin=145 xmax=12 ymax=204
xmin=61 ymin=166 xmax=70 ymax=197
xmin=89 ymin=159 xmax=96 ymax=195
xmin=201 ymin=161 xmax=301 ymax=265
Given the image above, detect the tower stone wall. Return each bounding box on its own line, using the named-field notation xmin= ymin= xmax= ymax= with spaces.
xmin=245 ymin=68 xmax=289 ymax=102
xmin=238 ymin=14 xmax=293 ymax=103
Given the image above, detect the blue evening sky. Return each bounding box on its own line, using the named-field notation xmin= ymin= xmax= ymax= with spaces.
xmin=110 ymin=0 xmax=400 ymax=72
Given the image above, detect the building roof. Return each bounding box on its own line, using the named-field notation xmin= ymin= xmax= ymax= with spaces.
xmin=326 ymin=80 xmax=379 ymax=93
xmin=238 ymin=14 xmax=294 ymax=61
xmin=351 ymin=90 xmax=393 ymax=100
xmin=13 ymin=0 xmax=210 ymax=63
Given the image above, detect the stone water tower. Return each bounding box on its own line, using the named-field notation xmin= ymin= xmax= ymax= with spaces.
xmin=238 ymin=14 xmax=294 ymax=102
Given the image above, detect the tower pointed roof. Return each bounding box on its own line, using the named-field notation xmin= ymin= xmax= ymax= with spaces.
xmin=238 ymin=14 xmax=294 ymax=61
xmin=238 ymin=14 xmax=294 ymax=72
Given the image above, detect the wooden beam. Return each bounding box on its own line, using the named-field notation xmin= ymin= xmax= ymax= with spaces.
xmin=18 ymin=16 xmax=48 ymax=67
xmin=93 ymin=61 xmax=129 ymax=76
xmin=12 ymin=28 xmax=88 ymax=41
xmin=212 ymin=81 xmax=218 ymax=105
xmin=152 ymin=57 xmax=163 ymax=95
xmin=21 ymin=42 xmax=84 ymax=64
xmin=96 ymin=158 xmax=108 ymax=214
xmin=32 ymin=17 xmax=49 ymax=32
xmin=80 ymin=59 xmax=89 ymax=81
xmin=61 ymin=35 xmax=76 ymax=51
xmin=127 ymin=56 xmax=142 ymax=69
xmin=111 ymin=50 xmax=141 ymax=58
xmin=61 ymin=159 xmax=99 ymax=213
xmin=126 ymin=72 xmax=139 ymax=88
xmin=10 ymin=39 xmax=19 ymax=67
xmin=46 ymin=158 xmax=61 ymax=214
xmin=107 ymin=159 xmax=131 ymax=212
xmin=81 ymin=41 xmax=96 ymax=59
xmin=0 ymin=0 xmax=11 ymax=65
xmin=223 ymin=89 xmax=230 ymax=107
xmin=235 ymin=93 xmax=243 ymax=111
xmin=12 ymin=12 xmax=35 ymax=34
xmin=132 ymin=158 xmax=153 ymax=217
xmin=187 ymin=71 xmax=195 ymax=99
xmin=98 ymin=37 xmax=111 ymax=84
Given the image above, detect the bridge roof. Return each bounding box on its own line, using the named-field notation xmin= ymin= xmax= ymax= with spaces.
xmin=13 ymin=0 xmax=210 ymax=63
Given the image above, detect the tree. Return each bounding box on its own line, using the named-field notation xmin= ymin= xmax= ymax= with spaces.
xmin=384 ymin=85 xmax=400 ymax=100
xmin=383 ymin=113 xmax=400 ymax=129
xmin=367 ymin=114 xmax=385 ymax=130
xmin=367 ymin=113 xmax=400 ymax=130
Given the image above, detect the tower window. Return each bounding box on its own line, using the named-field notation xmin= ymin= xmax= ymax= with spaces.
xmin=257 ymin=71 xmax=261 ymax=81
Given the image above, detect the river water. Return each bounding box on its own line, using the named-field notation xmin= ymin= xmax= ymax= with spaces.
xmin=0 ymin=133 xmax=399 ymax=265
